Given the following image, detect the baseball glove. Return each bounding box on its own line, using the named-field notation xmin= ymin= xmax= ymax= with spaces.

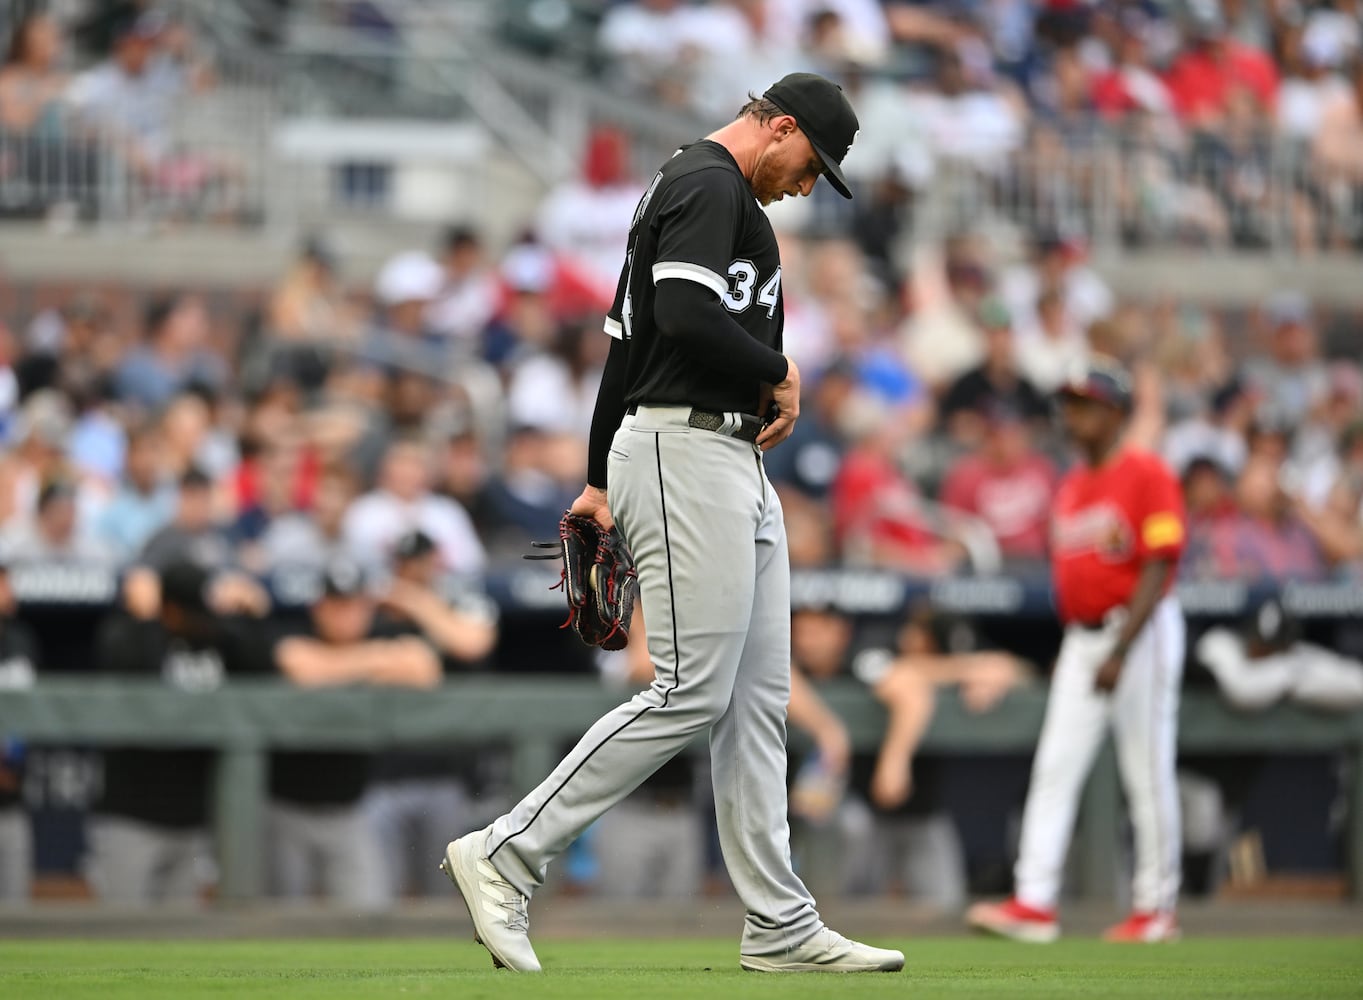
xmin=526 ymin=511 xmax=638 ymax=651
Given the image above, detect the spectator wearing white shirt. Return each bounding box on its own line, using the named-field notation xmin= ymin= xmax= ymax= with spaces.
xmin=763 ymin=0 xmax=890 ymax=65
xmin=598 ymin=0 xmax=694 ymax=92
xmin=66 ymin=12 xmax=186 ymax=174
xmin=507 ymin=320 xmax=606 ymax=442
xmin=1277 ymin=31 xmax=1349 ymax=143
xmin=426 ymin=226 xmax=500 ymax=346
xmin=535 ymin=127 xmax=644 ymax=307
xmin=1014 ymin=287 xmax=1088 ymax=393
xmin=923 ymin=48 xmax=1025 ymax=173
xmin=1000 ymin=230 xmax=1113 ymax=341
xmin=683 ymin=0 xmax=803 ymax=118
xmin=343 ymin=438 xmax=486 ymax=575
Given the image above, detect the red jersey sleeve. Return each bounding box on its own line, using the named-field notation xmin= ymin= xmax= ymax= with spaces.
xmin=1133 ymin=453 xmax=1186 ymax=562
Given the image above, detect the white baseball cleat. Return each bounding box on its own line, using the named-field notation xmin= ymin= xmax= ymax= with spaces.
xmin=439 ymin=826 xmax=542 ymax=972
xmin=740 ymin=927 xmax=905 ymax=973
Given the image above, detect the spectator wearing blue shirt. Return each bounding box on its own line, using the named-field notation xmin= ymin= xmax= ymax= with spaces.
xmin=115 ymin=295 xmax=226 ymax=413
xmin=95 ymin=424 xmax=176 ymax=562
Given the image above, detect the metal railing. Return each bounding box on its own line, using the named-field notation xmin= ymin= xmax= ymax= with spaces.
xmin=917 ymin=129 xmax=1363 ymax=256
xmin=6 ymin=0 xmax=1362 ymax=257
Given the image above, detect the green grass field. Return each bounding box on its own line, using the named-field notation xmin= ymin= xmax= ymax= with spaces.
xmin=2 ymin=938 xmax=1360 ymax=999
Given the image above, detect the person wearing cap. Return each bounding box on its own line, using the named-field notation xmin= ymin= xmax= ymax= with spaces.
xmin=969 ymin=356 xmax=1188 ymax=944
xmin=88 ymin=559 xmax=269 ymax=904
xmin=360 ymin=250 xmax=450 ymax=378
xmin=267 ymin=557 xmax=440 ymax=908
xmin=0 ymin=557 xmax=39 ymax=903
xmin=442 ymin=74 xmax=902 ymax=974
xmin=363 ymin=529 xmax=499 ymax=903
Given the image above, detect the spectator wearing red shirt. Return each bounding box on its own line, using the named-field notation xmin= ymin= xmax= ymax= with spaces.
xmin=1181 ymin=455 xmax=1237 ymax=526
xmin=1091 ymin=12 xmax=1174 ymax=121
xmin=831 ymin=412 xmax=965 ymax=575
xmin=1186 ymin=456 xmax=1328 ymax=582
xmin=1163 ymin=3 xmax=1278 ymax=128
xmin=940 ymin=406 xmax=1057 ymax=565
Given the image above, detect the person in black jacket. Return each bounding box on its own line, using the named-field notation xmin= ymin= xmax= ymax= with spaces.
xmin=87 ymin=559 xmax=268 ymax=904
xmin=267 ymin=557 xmax=440 ymax=907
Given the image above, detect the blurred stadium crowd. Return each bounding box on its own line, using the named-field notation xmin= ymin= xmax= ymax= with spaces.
xmin=582 ymin=0 xmax=1363 ymax=252
xmin=0 ymin=0 xmax=1360 ymax=910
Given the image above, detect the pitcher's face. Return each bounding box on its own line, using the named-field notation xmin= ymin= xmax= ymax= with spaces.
xmin=752 ymin=124 xmax=825 ymax=207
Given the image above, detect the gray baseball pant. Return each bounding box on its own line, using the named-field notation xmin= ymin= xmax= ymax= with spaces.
xmin=0 ymin=808 xmax=31 ymax=903
xmin=364 ymin=777 xmax=476 ymax=898
xmin=267 ymin=800 xmax=385 ymax=910
xmin=486 ymin=405 xmax=823 ymax=956
xmin=86 ymin=816 xmax=208 ymax=904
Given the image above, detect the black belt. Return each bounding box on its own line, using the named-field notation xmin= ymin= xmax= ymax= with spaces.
xmin=628 ymin=406 xmax=763 ymax=444
xmin=687 ymin=409 xmax=763 ymax=443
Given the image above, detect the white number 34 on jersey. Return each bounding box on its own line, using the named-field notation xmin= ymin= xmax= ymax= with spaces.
xmin=723 ymin=261 xmax=781 ymax=318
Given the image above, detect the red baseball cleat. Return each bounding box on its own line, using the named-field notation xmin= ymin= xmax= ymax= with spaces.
xmin=966 ymin=898 xmax=1060 ymax=943
xmin=1103 ymin=911 xmax=1181 ymax=943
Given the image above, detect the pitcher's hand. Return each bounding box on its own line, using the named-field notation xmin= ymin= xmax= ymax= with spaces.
xmin=756 ymin=356 xmax=800 ymax=452
xmin=570 ymin=485 xmax=613 ymax=532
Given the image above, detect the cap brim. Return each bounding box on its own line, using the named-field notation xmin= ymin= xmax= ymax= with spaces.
xmin=809 ymin=137 xmax=852 ymax=200
xmin=1056 ymin=386 xmax=1125 ymax=410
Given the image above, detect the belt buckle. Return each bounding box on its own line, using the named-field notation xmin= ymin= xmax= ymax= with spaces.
xmin=687 ymin=409 xmax=725 ymax=433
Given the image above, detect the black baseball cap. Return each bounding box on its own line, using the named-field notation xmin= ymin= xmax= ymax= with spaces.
xmin=320 ymin=557 xmax=367 ymax=599
xmin=762 ymin=73 xmax=860 ymax=200
xmin=392 ymin=529 xmax=436 ymax=562
xmin=160 ymin=560 xmax=213 ymax=615
xmin=1056 ymin=355 xmax=1133 ymax=412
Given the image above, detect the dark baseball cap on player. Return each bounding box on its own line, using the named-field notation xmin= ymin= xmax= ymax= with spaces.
xmin=320 ymin=557 xmax=367 ymax=599
xmin=762 ymin=73 xmax=860 ymax=200
xmin=160 ymin=559 xmax=213 ymax=615
xmin=1056 ymin=356 xmax=1133 ymax=412
xmin=392 ymin=529 xmax=436 ymax=563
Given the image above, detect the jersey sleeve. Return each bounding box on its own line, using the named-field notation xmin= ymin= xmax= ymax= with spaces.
xmin=604 ymin=257 xmax=628 ymax=341
xmin=1135 ymin=456 xmax=1187 ymax=561
xmin=650 ymin=168 xmax=743 ymax=300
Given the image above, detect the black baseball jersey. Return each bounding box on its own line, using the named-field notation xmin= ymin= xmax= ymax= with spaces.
xmin=606 ymin=141 xmax=783 ymax=414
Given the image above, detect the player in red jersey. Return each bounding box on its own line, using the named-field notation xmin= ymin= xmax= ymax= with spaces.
xmin=968 ymin=357 xmax=1186 ymax=944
